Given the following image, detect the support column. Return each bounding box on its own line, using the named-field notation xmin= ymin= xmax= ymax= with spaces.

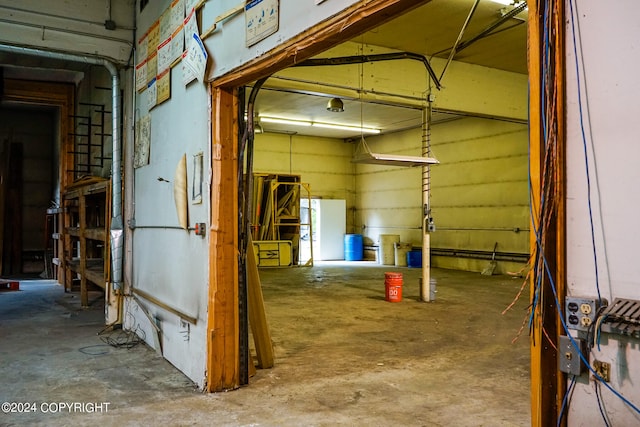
xmin=207 ymin=86 xmax=240 ymax=391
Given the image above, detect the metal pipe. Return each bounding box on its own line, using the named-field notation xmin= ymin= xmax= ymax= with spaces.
xmin=437 ymin=227 xmax=528 ymax=233
xmin=455 ymin=2 xmax=528 ymax=54
xmin=439 ymin=0 xmax=480 ymax=82
xmin=0 ymin=43 xmax=124 ymax=291
xmin=295 ymin=52 xmax=441 ymax=90
xmin=0 ymin=18 xmax=133 ymax=46
xmin=0 ymin=4 xmax=136 ymax=30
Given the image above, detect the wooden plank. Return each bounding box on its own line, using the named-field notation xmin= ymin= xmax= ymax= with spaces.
xmin=207 ymin=87 xmax=240 ymax=392
xmin=246 ymin=235 xmax=275 ymax=368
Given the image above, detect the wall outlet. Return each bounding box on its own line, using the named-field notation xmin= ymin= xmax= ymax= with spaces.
xmin=593 ymin=360 xmax=611 ymax=382
xmin=565 ymin=296 xmax=606 ymax=332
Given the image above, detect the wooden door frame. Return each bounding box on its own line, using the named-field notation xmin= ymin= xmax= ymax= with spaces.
xmin=205 ymin=0 xmax=432 ymax=392
xmin=2 ymin=79 xmax=75 ymax=282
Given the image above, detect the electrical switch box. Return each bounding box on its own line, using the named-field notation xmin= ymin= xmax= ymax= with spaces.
xmin=559 ymin=335 xmax=586 ymax=376
xmin=565 ymin=296 xmax=606 ymax=332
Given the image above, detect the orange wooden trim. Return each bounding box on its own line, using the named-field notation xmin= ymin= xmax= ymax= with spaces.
xmin=529 ymin=1 xmax=567 ymax=425
xmin=206 ymin=86 xmax=240 ymax=392
xmin=527 ymin=1 xmax=544 ymax=425
xmin=554 ymin=1 xmax=567 ymax=423
xmin=210 ymin=0 xmax=431 ymax=88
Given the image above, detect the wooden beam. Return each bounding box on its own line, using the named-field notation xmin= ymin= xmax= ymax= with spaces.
xmin=529 ymin=1 xmax=567 ymax=425
xmin=247 ymin=235 xmax=274 ymax=369
xmin=207 ymin=86 xmax=240 ymax=392
xmin=210 ymin=0 xmax=432 ymax=88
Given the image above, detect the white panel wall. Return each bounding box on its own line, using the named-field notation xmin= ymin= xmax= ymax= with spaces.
xmin=200 ymin=0 xmax=359 ymax=78
xmin=356 ymin=117 xmax=529 ymax=273
xmin=0 ymin=0 xmax=135 ymax=63
xmin=132 ymin=0 xmax=210 ymax=388
xmin=253 ymin=132 xmax=355 ymax=227
xmin=564 ymin=1 xmax=640 ymax=425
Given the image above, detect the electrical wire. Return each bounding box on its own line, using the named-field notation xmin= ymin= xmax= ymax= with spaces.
xmin=557 ymin=375 xmax=576 ymax=427
xmin=529 ymin=0 xmax=640 ymax=418
xmin=594 ymin=380 xmax=612 ymax=427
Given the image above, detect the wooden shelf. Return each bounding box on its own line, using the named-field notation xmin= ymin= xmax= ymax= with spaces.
xmin=62 ymin=178 xmax=110 ymax=306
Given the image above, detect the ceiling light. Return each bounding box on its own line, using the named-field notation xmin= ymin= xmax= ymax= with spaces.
xmin=491 ymin=0 xmax=527 ymax=6
xmin=312 ymin=122 xmax=380 ymax=134
xmin=259 ymin=117 xmax=311 ymax=127
xmin=326 ymin=97 xmax=344 ymax=112
xmin=258 ymin=116 xmax=381 ymax=134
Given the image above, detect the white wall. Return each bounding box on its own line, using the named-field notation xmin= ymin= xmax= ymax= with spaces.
xmin=0 ymin=0 xmax=135 ymax=64
xmin=564 ymin=1 xmax=640 ymax=425
xmin=201 ymin=0 xmax=359 ymax=78
xmin=132 ymin=0 xmax=211 ymax=388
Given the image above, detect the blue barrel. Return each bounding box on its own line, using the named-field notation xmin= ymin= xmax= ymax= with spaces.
xmin=344 ymin=234 xmax=364 ymax=261
xmin=407 ymin=250 xmax=422 ymax=268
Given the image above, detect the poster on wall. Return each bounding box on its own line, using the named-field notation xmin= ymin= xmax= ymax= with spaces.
xmin=183 ymin=7 xmax=198 ymax=49
xmin=171 ymin=0 xmax=185 ymax=28
xmin=134 ymin=115 xmax=151 ymax=168
xmin=147 ymin=78 xmax=157 ymax=110
xmin=157 ymin=37 xmax=173 ymax=74
xmin=182 ymin=50 xmax=197 ymax=86
xmin=184 ymin=32 xmax=208 ymax=82
xmin=135 ymin=59 xmax=148 ymax=92
xmin=245 ymin=0 xmax=279 ymax=47
xmin=146 ymin=21 xmax=160 ymax=84
xmin=157 ymin=69 xmax=171 ymax=105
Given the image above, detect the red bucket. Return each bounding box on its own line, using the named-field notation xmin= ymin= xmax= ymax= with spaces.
xmin=384 ymin=272 xmax=403 ymax=302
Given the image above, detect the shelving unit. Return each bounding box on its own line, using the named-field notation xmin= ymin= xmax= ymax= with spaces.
xmin=252 ymin=173 xmax=312 ymax=266
xmin=45 ymin=207 xmax=63 ymax=280
xmin=62 ymin=178 xmax=110 ymax=306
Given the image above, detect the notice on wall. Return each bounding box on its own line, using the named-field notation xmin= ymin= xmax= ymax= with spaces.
xmin=146 ymin=51 xmax=158 ymax=83
xmin=184 ymin=32 xmax=208 ymax=82
xmin=157 ymin=68 xmax=171 ymax=105
xmin=135 ymin=59 xmax=148 ymax=93
xmin=157 ymin=37 xmax=173 ymax=74
xmin=183 ymin=7 xmax=198 ymax=50
xmin=170 ymin=25 xmax=184 ymax=64
xmin=171 ymin=0 xmax=185 ymax=28
xmin=134 ymin=115 xmax=151 ymax=168
xmin=147 ymin=78 xmax=157 ymax=110
xmin=245 ymin=0 xmax=279 ymax=47
xmin=182 ymin=50 xmax=197 ymax=86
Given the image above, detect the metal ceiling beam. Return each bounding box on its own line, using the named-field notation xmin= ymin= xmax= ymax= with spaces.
xmin=295 ymin=52 xmax=442 ymax=90
xmin=439 ymin=0 xmax=481 ymax=82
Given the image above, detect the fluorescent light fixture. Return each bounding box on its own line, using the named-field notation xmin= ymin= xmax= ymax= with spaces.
xmin=312 ymin=122 xmax=380 ymax=134
xmin=259 ymin=116 xmax=311 ymax=127
xmin=258 ymin=116 xmax=381 ymax=134
xmin=491 ymin=0 xmax=528 ymax=7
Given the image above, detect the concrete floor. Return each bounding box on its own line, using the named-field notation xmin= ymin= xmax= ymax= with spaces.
xmin=0 ymin=263 xmax=530 ymax=426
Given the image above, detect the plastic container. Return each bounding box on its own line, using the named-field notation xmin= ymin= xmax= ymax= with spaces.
xmin=344 ymin=234 xmax=364 ymax=261
xmin=384 ymin=272 xmax=403 ymax=302
xmin=407 ymin=250 xmax=422 ymax=268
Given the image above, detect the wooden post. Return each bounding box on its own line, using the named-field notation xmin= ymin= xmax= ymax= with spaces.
xmin=207 ymin=87 xmax=240 ymax=391
xmin=529 ymin=1 xmax=566 ymax=425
